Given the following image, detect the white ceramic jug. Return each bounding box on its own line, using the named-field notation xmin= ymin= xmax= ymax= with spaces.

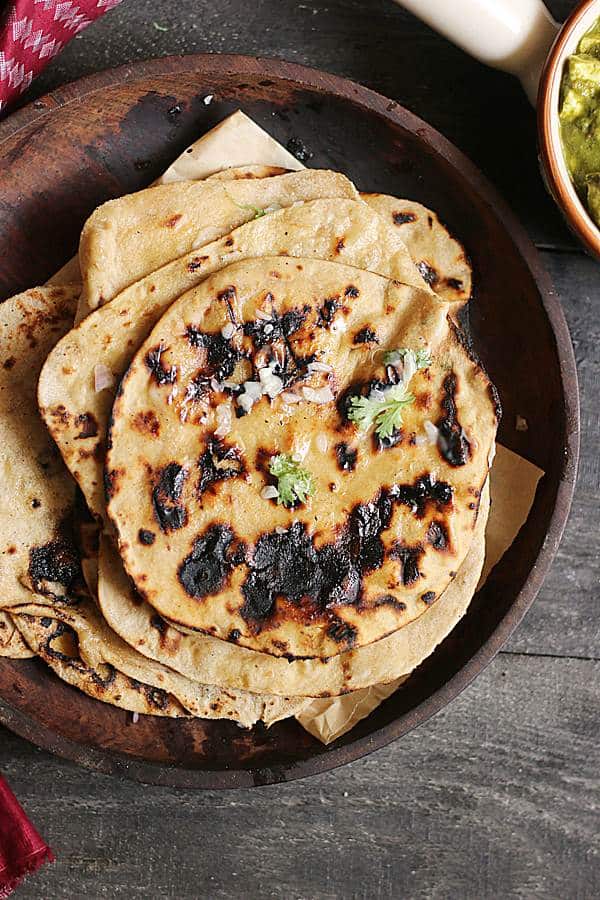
xmin=395 ymin=0 xmax=559 ymax=103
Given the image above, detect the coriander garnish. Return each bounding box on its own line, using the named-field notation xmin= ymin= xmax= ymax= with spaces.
xmin=269 ymin=454 xmax=314 ymax=507
xmin=348 ymin=384 xmax=415 ymax=440
xmin=382 ymin=347 xmax=431 ymax=370
xmin=349 ymin=346 xmax=431 ymax=440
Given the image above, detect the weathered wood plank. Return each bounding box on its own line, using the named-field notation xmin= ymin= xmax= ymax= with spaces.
xmin=505 ymin=249 xmax=600 ymax=659
xmin=2 ymin=653 xmax=598 ymax=899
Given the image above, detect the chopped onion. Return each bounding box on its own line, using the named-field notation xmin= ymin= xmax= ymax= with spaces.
xmin=210 ymin=377 xmax=222 ymax=392
xmin=275 ymin=526 xmax=287 ymax=535
xmin=221 ymin=322 xmax=235 ymax=339
xmin=414 ymin=434 xmax=429 ymax=446
xmin=238 ymin=394 xmax=255 ymax=414
xmin=261 ymin=485 xmax=279 ymax=500
xmin=308 ymin=360 xmax=333 ymax=373
xmin=264 ymin=375 xmax=283 ymax=398
xmin=315 ymin=433 xmax=328 ymax=453
xmin=243 ymin=380 xmax=262 ymax=400
xmin=94 ymin=364 xmax=115 ymax=392
xmin=264 ymin=203 xmax=282 ymax=213
xmin=281 ymin=391 xmax=301 ymax=404
xmin=203 ymin=94 xmax=214 ymax=105
xmin=131 ymin=712 xmax=140 ymax=724
xmin=331 ymin=319 xmax=347 ymax=334
xmin=302 ymin=385 xmax=334 ymax=404
xmin=255 ymin=308 xmax=272 ymax=321
xmin=221 ymin=379 xmax=239 ymax=390
xmin=423 ymin=419 xmax=439 ymax=445
xmin=263 ymin=323 xmax=274 ymax=334
xmin=214 ymin=402 xmax=232 ymax=438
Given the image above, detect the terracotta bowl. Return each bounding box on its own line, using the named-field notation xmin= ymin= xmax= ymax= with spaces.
xmin=538 ymin=0 xmax=600 ymax=257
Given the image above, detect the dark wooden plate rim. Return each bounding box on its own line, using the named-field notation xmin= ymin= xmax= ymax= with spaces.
xmin=0 ymin=55 xmax=579 ymax=789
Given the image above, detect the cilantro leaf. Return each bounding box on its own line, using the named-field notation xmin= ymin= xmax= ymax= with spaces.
xmin=382 ymin=347 xmax=431 ymax=370
xmin=269 ymin=453 xmax=315 ymax=507
xmin=348 ymin=384 xmax=415 ymax=440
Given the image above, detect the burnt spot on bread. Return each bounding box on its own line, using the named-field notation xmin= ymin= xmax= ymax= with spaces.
xmin=48 ymin=404 xmax=70 ymax=425
xmin=224 ymin=237 xmax=234 ymax=247
xmin=29 ymin=534 xmax=81 ymax=600
xmin=334 ymin=237 xmax=345 ymax=254
xmin=90 ymin=663 xmax=117 ymax=689
xmin=335 ymin=442 xmax=357 ymax=471
xmin=138 ymin=529 xmax=156 ymax=545
xmin=393 ymin=473 xmax=452 ymax=518
xmin=42 ymin=621 xmax=80 ymax=663
xmin=3 ymin=356 xmax=16 ymax=370
xmin=74 ymin=412 xmax=98 ymax=439
xmin=421 ymin=590 xmax=436 ymax=605
xmin=187 ymin=255 xmax=209 ymax=273
xmin=327 ymin=619 xmax=357 ymax=646
xmin=240 ymin=490 xmax=396 ymax=627
xmin=446 ymin=277 xmax=464 ymax=292
xmin=417 ymin=260 xmax=439 ymax=288
xmin=392 ymin=211 xmax=417 ymax=225
xmin=345 ymin=285 xmax=359 ymax=298
xmin=374 ymin=594 xmax=407 ymax=611
xmin=145 ymin=342 xmax=177 ymax=386
xmin=354 ymin=327 xmax=378 ymax=345
xmin=488 ymin=382 xmax=502 ymax=423
xmin=178 ymin=524 xmax=236 ymax=598
xmin=186 ymin=327 xmax=244 ymax=381
xmin=152 ymin=462 xmax=188 ymax=532
xmin=389 ymin=543 xmax=423 ymax=586
xmin=150 ymin=613 xmax=166 ymax=634
xmin=133 ymin=410 xmax=160 ymax=437
xmin=32 ymin=498 xmax=41 ymax=509
xmin=375 ymin=428 xmax=403 ymax=451
xmin=243 ymin=306 xmax=307 ymax=349
xmin=316 ymin=296 xmax=342 ymax=328
xmin=228 ymin=628 xmax=241 ymax=642
xmin=426 ymin=520 xmax=450 ymax=552
xmin=198 ymin=439 xmax=245 ymax=495
xmin=104 ymin=467 xmax=124 ymax=500
xmin=436 ymin=373 xmax=471 ymax=467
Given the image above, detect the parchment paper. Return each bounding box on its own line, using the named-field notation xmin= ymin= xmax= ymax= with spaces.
xmin=45 ymin=110 xmax=545 ymax=743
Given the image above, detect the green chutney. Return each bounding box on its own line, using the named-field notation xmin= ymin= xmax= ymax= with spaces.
xmin=560 ymin=16 xmax=600 ymax=228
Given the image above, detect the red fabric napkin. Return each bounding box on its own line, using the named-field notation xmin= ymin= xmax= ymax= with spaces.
xmin=0 ymin=776 xmax=53 ymax=898
xmin=0 ymin=0 xmax=124 ymax=114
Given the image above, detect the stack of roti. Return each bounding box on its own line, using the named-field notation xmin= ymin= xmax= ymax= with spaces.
xmin=0 ymin=112 xmax=501 ymax=739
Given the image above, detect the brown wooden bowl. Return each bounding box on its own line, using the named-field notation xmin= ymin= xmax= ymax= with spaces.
xmin=538 ymin=0 xmax=600 ymax=259
xmin=0 ymin=55 xmax=579 ymax=788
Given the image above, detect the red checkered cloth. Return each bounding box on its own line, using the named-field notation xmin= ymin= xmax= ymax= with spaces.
xmin=0 ymin=0 xmax=123 ymax=113
xmin=0 ymin=776 xmax=54 ymax=898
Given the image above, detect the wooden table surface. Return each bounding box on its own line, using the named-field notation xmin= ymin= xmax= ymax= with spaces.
xmin=2 ymin=1 xmax=598 ymax=897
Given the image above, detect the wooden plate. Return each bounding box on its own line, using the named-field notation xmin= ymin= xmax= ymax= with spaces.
xmin=0 ymin=55 xmax=579 ymax=788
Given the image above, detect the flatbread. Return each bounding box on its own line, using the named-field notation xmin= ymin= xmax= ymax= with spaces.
xmin=105 ymin=256 xmax=496 ymax=658
xmin=12 ymin=600 xmax=308 ymax=725
xmin=206 ymin=164 xmax=289 ymax=181
xmin=40 ymin=197 xmax=444 ymax=523
xmin=14 ymin=611 xmax=188 ymax=718
xmin=0 ymin=285 xmax=81 ymax=610
xmin=98 ymin=482 xmax=489 ymax=696
xmin=0 ymin=611 xmax=35 ymax=658
xmin=77 ymin=169 xmax=362 ymax=317
xmin=363 ymin=194 xmax=472 ymax=304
